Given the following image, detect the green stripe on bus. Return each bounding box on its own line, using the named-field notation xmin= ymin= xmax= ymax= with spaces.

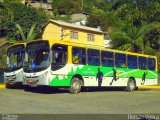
xmin=49 ymin=65 xmax=158 ymax=86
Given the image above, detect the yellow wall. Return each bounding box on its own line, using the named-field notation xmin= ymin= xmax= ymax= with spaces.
xmin=42 ymin=22 xmax=104 ymax=47
xmin=42 ymin=23 xmax=61 ymax=40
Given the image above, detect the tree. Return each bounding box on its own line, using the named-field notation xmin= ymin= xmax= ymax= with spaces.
xmin=110 ymin=21 xmax=160 ymax=54
xmin=0 ymin=49 xmax=7 ymax=68
xmin=86 ymin=8 xmax=108 ymax=31
xmin=52 ymin=0 xmax=82 ymax=15
xmin=109 ymin=0 xmax=160 ymax=55
xmin=15 ymin=23 xmax=37 ymax=42
xmin=1 ymin=2 xmax=48 ymax=41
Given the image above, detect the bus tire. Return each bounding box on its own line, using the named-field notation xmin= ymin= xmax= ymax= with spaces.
xmin=24 ymin=85 xmax=31 ymax=91
xmin=126 ymin=78 xmax=136 ymax=92
xmin=69 ymin=77 xmax=82 ymax=94
xmin=6 ymin=83 xmax=13 ymax=89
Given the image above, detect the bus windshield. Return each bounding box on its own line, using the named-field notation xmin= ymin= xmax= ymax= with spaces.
xmin=6 ymin=45 xmax=25 ymax=72
xmin=24 ymin=41 xmax=50 ymax=72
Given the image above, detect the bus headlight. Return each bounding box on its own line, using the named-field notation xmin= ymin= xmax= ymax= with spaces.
xmin=17 ymin=71 xmax=23 ymax=77
xmin=40 ymin=71 xmax=48 ymax=78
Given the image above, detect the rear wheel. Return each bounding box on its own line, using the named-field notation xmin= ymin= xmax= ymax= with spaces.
xmin=69 ymin=77 xmax=82 ymax=94
xmin=126 ymin=78 xmax=136 ymax=92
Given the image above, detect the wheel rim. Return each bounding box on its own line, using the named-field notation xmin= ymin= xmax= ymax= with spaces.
xmin=72 ymin=81 xmax=80 ymax=90
xmin=129 ymin=81 xmax=135 ymax=91
xmin=70 ymin=77 xmax=82 ymax=94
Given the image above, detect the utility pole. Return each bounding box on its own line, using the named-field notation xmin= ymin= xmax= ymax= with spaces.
xmin=81 ymin=0 xmax=83 ymax=10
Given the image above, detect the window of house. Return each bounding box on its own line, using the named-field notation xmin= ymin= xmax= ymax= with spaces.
xmin=138 ymin=56 xmax=147 ymax=70
xmin=70 ymin=31 xmax=78 ymax=39
xmin=87 ymin=49 xmax=100 ymax=66
xmin=101 ymin=51 xmax=114 ymax=67
xmin=87 ymin=34 xmax=94 ymax=41
xmin=127 ymin=55 xmax=138 ymax=69
xmin=115 ymin=53 xmax=126 ymax=68
xmin=72 ymin=47 xmax=86 ymax=64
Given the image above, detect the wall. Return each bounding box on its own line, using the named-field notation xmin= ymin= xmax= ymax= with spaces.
xmin=42 ymin=22 xmax=105 ymax=47
xmin=42 ymin=23 xmax=61 ymax=40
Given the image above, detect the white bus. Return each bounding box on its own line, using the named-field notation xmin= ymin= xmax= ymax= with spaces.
xmin=23 ymin=40 xmax=158 ymax=93
xmin=4 ymin=43 xmax=25 ymax=87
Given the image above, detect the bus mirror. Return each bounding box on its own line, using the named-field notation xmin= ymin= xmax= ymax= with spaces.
xmin=25 ymin=53 xmax=28 ymax=62
xmin=7 ymin=57 xmax=9 ymax=65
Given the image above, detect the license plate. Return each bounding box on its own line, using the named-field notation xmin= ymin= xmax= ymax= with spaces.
xmin=27 ymin=80 xmax=34 ymax=83
xmin=27 ymin=80 xmax=38 ymax=87
xmin=8 ymin=77 xmax=13 ymax=81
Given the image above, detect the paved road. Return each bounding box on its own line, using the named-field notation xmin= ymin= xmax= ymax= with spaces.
xmin=0 ymin=87 xmax=160 ymax=115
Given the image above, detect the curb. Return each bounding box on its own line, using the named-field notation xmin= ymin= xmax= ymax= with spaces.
xmin=138 ymin=86 xmax=160 ymax=89
xmin=0 ymin=84 xmax=6 ymax=89
xmin=1 ymin=84 xmax=160 ymax=89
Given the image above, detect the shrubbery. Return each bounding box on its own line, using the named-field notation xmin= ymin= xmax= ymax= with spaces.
xmin=1 ymin=2 xmax=49 ymax=41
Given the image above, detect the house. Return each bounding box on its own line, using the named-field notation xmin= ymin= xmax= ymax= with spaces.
xmin=104 ymin=32 xmax=112 ymax=48
xmin=26 ymin=1 xmax=52 ymax=10
xmin=42 ymin=20 xmax=106 ymax=47
xmin=104 ymin=39 xmax=111 ymax=48
xmin=70 ymin=13 xmax=88 ymax=26
xmin=22 ymin=0 xmax=53 ymax=14
xmin=23 ymin=0 xmax=35 ymax=4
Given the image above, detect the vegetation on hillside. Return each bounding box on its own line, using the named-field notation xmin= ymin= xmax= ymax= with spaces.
xmin=0 ymin=0 xmax=160 ymax=68
xmin=0 ymin=0 xmax=49 ymax=42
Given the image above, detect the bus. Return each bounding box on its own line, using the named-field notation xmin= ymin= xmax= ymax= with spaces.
xmin=4 ymin=43 xmax=25 ymax=87
xmin=23 ymin=40 xmax=158 ymax=93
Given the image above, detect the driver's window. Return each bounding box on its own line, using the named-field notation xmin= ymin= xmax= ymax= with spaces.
xmin=17 ymin=51 xmax=25 ymax=67
xmin=51 ymin=44 xmax=68 ymax=71
xmin=10 ymin=53 xmax=17 ymax=68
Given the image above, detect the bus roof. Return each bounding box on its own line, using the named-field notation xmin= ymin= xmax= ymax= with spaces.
xmin=27 ymin=39 xmax=157 ymax=59
xmin=8 ymin=43 xmax=26 ymax=48
xmin=7 ymin=43 xmax=26 ymax=52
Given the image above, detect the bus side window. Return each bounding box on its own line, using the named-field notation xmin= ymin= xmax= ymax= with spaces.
xmin=101 ymin=51 xmax=114 ymax=67
xmin=115 ymin=53 xmax=126 ymax=68
xmin=148 ymin=58 xmax=155 ymax=70
xmin=72 ymin=47 xmax=86 ymax=64
xmin=87 ymin=49 xmax=100 ymax=66
xmin=127 ymin=55 xmax=137 ymax=69
xmin=51 ymin=44 xmax=68 ymax=71
xmin=138 ymin=56 xmax=147 ymax=70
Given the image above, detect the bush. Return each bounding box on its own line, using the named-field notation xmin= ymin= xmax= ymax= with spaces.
xmin=1 ymin=2 xmax=49 ymax=41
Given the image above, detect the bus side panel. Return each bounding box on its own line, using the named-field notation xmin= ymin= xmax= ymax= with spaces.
xmin=49 ymin=64 xmax=158 ymax=87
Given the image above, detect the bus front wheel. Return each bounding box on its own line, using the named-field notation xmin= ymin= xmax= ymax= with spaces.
xmin=69 ymin=77 xmax=82 ymax=94
xmin=126 ymin=78 xmax=136 ymax=92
